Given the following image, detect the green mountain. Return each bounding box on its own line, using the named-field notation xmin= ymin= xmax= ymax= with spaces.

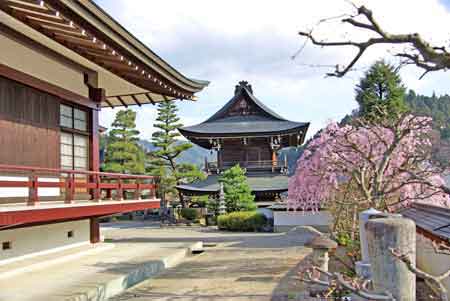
xmin=139 ymin=139 xmax=214 ymax=167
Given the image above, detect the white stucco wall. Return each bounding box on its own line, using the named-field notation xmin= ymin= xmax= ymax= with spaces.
xmin=0 ymin=176 xmax=60 ymax=198
xmin=0 ymin=220 xmax=90 ymax=264
xmin=273 ymin=210 xmax=332 ymax=232
xmin=416 ymin=233 xmax=450 ymax=293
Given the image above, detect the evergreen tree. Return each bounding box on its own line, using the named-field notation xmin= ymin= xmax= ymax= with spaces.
xmin=355 ymin=60 xmax=407 ymax=120
xmin=148 ymin=100 xmax=204 ymax=208
xmin=103 ymin=109 xmax=145 ymax=174
xmin=219 ymin=165 xmax=256 ymax=212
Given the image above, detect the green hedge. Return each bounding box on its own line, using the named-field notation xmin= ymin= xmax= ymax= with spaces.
xmin=180 ymin=208 xmax=199 ymax=221
xmin=217 ymin=211 xmax=266 ymax=232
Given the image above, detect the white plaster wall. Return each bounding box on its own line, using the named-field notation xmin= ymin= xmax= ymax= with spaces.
xmin=0 ymin=176 xmax=60 ymax=198
xmin=416 ymin=233 xmax=450 ymax=293
xmin=0 ymin=220 xmax=90 ymax=263
xmin=274 ymin=211 xmax=332 ymax=230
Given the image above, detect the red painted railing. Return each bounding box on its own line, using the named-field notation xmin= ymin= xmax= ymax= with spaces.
xmin=0 ymin=164 xmax=158 ymax=206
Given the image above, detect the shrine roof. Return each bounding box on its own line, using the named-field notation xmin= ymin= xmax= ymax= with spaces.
xmin=179 ymin=81 xmax=309 ymax=137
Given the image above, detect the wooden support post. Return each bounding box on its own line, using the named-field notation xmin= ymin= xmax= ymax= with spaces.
xmin=90 ymin=217 xmax=100 ymax=243
xmin=28 ymin=172 xmax=38 ymax=206
xmin=272 ymin=151 xmax=277 ymax=173
xmin=115 ymin=177 xmax=123 ymax=201
xmin=65 ymin=174 xmax=75 ymax=204
xmin=89 ymin=104 xmax=100 ymax=201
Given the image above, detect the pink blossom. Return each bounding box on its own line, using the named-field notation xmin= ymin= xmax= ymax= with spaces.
xmin=288 ymin=115 xmax=450 ymax=211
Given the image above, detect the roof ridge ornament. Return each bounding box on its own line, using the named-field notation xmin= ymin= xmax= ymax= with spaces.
xmin=234 ymin=81 xmax=253 ymax=95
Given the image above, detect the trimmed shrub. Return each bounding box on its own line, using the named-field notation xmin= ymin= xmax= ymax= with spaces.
xmin=180 ymin=208 xmax=199 ymax=221
xmin=217 ymin=211 xmax=267 ymax=232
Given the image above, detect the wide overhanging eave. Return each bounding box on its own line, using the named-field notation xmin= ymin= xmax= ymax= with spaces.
xmin=0 ymin=0 xmax=209 ymax=108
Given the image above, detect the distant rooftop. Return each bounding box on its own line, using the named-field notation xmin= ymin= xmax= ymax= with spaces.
xmin=399 ymin=202 xmax=450 ymax=242
xmin=179 ymin=81 xmax=309 ymax=138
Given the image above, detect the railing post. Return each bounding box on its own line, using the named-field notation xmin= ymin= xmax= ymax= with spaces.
xmin=134 ymin=179 xmax=141 ymax=200
xmin=28 ymin=171 xmax=39 ymax=206
xmin=105 ymin=188 xmax=112 ymax=200
xmin=92 ymin=174 xmax=101 ymax=202
xmin=65 ymin=173 xmax=75 ymax=204
xmin=115 ymin=176 xmax=123 ymax=201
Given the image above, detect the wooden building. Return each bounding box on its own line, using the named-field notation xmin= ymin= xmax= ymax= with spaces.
xmin=0 ymin=0 xmax=208 ymax=263
xmin=177 ymin=81 xmax=309 ymax=206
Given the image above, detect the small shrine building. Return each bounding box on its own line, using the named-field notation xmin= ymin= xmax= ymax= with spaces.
xmin=177 ymin=81 xmax=309 ymax=206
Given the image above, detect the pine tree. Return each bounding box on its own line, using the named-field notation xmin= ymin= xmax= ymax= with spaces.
xmin=148 ymin=100 xmax=204 ymax=208
xmin=219 ymin=165 xmax=256 ymax=212
xmin=355 ymin=60 xmax=407 ymax=120
xmin=103 ymin=109 xmax=145 ymax=174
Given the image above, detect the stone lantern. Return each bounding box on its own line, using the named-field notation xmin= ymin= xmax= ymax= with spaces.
xmin=305 ymin=236 xmax=338 ymax=280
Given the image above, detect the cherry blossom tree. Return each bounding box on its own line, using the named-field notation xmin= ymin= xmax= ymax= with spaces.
xmin=288 ymin=112 xmax=450 ymax=212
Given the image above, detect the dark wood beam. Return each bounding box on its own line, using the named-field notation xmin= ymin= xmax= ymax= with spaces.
xmin=131 ymin=94 xmax=142 ymax=106
xmin=145 ymin=93 xmax=155 ymax=105
xmin=116 ymin=96 xmax=128 ymax=108
xmin=103 ymin=97 xmax=114 ymax=108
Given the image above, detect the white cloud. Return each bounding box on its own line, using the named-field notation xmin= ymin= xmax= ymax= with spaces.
xmin=97 ymin=0 xmax=450 ymax=139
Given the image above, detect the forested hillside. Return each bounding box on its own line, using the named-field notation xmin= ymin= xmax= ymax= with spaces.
xmin=405 ymin=90 xmax=450 ymax=139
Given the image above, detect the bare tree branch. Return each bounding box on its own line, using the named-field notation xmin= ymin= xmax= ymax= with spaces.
xmin=390 ymin=248 xmax=450 ymax=301
xmin=298 ymin=4 xmax=450 ymax=77
xmin=299 ymin=266 xmax=395 ymax=300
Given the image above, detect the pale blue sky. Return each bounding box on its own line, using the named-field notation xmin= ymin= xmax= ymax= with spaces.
xmin=96 ymin=0 xmax=450 ymax=140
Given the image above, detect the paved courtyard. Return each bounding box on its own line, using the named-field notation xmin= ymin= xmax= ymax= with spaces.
xmin=0 ymin=222 xmax=313 ymax=300
xmin=108 ymin=223 xmax=313 ymax=301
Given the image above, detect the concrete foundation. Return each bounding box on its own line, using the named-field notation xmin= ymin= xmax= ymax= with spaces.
xmin=0 ymin=220 xmax=90 ymax=264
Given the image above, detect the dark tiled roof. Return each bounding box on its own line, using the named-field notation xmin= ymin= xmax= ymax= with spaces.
xmin=179 ymin=115 xmax=308 ymax=136
xmin=399 ymin=203 xmax=450 ymax=241
xmin=179 ymin=85 xmax=309 ymax=137
xmin=176 ymin=173 xmax=289 ymax=194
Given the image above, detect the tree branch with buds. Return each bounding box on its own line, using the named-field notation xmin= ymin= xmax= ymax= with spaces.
xmin=298 ymin=3 xmax=450 ymax=77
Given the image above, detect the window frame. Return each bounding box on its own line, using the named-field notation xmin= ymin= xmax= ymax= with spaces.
xmin=59 ymin=103 xmax=91 ymax=171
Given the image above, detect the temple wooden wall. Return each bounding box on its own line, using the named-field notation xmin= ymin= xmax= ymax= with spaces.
xmin=221 ymin=138 xmax=272 ymax=163
xmin=0 ymin=76 xmax=60 ymax=168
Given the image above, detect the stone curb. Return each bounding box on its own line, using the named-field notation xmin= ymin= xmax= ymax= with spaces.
xmin=66 ymin=241 xmax=203 ymax=301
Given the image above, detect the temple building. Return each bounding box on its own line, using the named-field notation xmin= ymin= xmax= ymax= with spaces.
xmin=0 ymin=0 xmax=207 ymax=263
xmin=177 ymin=81 xmax=309 ymax=206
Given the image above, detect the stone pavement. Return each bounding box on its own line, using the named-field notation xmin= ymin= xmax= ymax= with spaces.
xmin=0 ymin=222 xmax=200 ymax=301
xmin=108 ymin=224 xmax=313 ymax=301
xmin=0 ymin=222 xmax=314 ymax=301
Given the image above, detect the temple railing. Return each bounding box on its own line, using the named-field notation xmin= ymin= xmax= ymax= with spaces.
xmin=0 ymin=164 xmax=158 ymax=206
xmin=206 ymin=160 xmax=287 ymax=173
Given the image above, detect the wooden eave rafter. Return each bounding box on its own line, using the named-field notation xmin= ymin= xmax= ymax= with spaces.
xmin=0 ymin=0 xmax=207 ymax=108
